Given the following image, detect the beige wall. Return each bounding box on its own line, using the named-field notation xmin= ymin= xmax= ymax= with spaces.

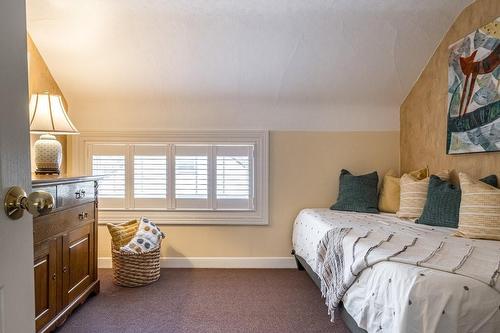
xmin=27 ymin=20 xmax=400 ymax=260
xmin=401 ymin=0 xmax=500 ymax=181
xmin=96 ymin=131 xmax=400 ymax=258
xmin=29 ymin=8 xmax=400 ymax=260
xmin=27 ymin=35 xmax=68 ymax=173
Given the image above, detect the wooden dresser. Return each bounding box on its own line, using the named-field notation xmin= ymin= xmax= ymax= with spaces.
xmin=32 ymin=176 xmax=100 ymax=333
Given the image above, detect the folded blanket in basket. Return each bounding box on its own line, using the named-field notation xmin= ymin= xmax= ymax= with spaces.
xmin=121 ymin=217 xmax=165 ymax=253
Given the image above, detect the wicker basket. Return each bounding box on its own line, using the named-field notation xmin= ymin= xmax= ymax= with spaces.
xmin=111 ymin=243 xmax=161 ymax=287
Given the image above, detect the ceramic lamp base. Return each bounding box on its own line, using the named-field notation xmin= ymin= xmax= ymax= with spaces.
xmin=34 ymin=134 xmax=62 ymax=175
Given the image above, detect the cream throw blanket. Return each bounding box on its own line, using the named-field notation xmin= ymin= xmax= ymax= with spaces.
xmin=314 ymin=211 xmax=500 ymax=321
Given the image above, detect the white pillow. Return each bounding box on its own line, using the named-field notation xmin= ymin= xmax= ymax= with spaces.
xmin=120 ymin=217 xmax=165 ymax=253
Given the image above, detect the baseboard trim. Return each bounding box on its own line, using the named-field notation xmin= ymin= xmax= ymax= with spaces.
xmin=98 ymin=256 xmax=297 ymax=269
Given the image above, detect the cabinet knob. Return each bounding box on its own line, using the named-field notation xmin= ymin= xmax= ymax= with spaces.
xmin=52 ymin=273 xmax=56 ymax=280
xmin=63 ymin=266 xmax=67 ymax=273
xmin=78 ymin=212 xmax=88 ymax=220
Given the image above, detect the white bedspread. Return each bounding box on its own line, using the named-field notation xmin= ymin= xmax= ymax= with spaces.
xmin=292 ymin=209 xmax=500 ymax=333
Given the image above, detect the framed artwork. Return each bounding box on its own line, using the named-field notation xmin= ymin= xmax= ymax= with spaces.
xmin=447 ymin=17 xmax=499 ymax=154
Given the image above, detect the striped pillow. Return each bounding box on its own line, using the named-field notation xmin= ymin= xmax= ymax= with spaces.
xmin=107 ymin=219 xmax=139 ymax=248
xmin=397 ymin=170 xmax=449 ymax=220
xmin=455 ymin=173 xmax=500 ymax=240
xmin=378 ymin=167 xmax=429 ymax=213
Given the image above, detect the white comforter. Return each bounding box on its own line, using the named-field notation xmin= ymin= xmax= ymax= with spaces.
xmin=292 ymin=209 xmax=500 ymax=333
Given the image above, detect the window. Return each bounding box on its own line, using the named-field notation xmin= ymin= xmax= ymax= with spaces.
xmin=175 ymin=156 xmax=208 ymax=199
xmin=134 ymin=155 xmax=167 ymax=199
xmin=79 ymin=131 xmax=268 ymax=225
xmin=215 ymin=145 xmax=253 ymax=210
xmin=132 ymin=145 xmax=168 ymax=209
xmin=174 ymin=145 xmax=210 ymax=209
xmin=217 ymin=156 xmax=249 ymax=199
xmin=90 ymin=144 xmax=127 ymax=208
xmin=92 ymin=156 xmax=125 ymax=198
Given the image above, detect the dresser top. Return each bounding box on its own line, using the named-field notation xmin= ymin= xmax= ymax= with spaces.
xmin=32 ymin=175 xmax=101 ymax=187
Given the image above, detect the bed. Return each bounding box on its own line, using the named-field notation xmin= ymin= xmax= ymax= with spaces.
xmin=292 ymin=208 xmax=500 ymax=333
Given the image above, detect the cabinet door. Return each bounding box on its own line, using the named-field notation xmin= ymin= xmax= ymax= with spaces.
xmin=34 ymin=238 xmax=58 ymax=331
xmin=62 ymin=222 xmax=95 ymax=306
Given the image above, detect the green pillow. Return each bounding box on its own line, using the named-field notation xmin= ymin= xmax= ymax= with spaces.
xmin=418 ymin=174 xmax=498 ymax=228
xmin=330 ymin=169 xmax=379 ymax=214
xmin=480 ymin=175 xmax=498 ymax=188
xmin=418 ymin=176 xmax=461 ymax=228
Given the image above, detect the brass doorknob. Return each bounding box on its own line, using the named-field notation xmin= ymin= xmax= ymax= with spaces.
xmin=4 ymin=186 xmax=54 ymax=219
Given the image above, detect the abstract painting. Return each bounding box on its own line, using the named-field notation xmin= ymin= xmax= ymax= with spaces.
xmin=447 ymin=17 xmax=500 ymax=154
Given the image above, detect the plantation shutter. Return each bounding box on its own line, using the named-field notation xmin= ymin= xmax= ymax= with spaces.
xmin=215 ymin=145 xmax=254 ymax=210
xmin=174 ymin=145 xmax=210 ymax=209
xmin=90 ymin=144 xmax=127 ymax=208
xmin=132 ymin=144 xmax=168 ymax=209
xmin=87 ymin=138 xmax=262 ymax=215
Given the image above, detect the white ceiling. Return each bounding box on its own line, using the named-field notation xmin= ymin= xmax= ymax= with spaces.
xmin=27 ymin=0 xmax=473 ymax=130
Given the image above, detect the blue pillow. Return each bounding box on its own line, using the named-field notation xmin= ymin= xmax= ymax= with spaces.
xmin=418 ymin=175 xmax=497 ymax=228
xmin=330 ymin=169 xmax=379 ymax=214
xmin=480 ymin=174 xmax=497 ymax=188
xmin=418 ymin=176 xmax=460 ymax=228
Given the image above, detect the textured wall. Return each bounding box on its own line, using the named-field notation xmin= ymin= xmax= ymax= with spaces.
xmin=27 ymin=36 xmax=69 ymax=173
xmin=96 ymin=131 xmax=400 ymax=258
xmin=401 ymin=0 xmax=500 ymax=180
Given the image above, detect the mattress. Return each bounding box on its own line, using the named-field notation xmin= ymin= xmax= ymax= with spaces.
xmin=292 ymin=208 xmax=500 ymax=333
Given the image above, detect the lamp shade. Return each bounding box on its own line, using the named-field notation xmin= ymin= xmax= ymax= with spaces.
xmin=29 ymin=92 xmax=79 ymax=134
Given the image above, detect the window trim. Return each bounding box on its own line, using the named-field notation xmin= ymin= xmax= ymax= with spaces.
xmin=70 ymin=130 xmax=268 ymax=225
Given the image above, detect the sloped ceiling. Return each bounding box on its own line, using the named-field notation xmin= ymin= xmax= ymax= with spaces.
xmin=27 ymin=0 xmax=473 ymax=130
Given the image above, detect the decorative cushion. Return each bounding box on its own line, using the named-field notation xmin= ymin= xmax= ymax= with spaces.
xmin=417 ymin=176 xmax=461 ymax=228
xmin=480 ymin=175 xmax=498 ymax=188
xmin=455 ymin=173 xmax=500 ymax=240
xmin=378 ymin=170 xmax=400 ymax=213
xmin=378 ymin=167 xmax=429 ymax=213
xmin=107 ymin=219 xmax=139 ymax=248
xmin=330 ymin=169 xmax=379 ymax=214
xmin=407 ymin=167 xmax=430 ymax=180
xmin=121 ymin=217 xmax=165 ymax=253
xmin=417 ymin=174 xmax=497 ymax=229
xmin=397 ymin=170 xmax=449 ymax=220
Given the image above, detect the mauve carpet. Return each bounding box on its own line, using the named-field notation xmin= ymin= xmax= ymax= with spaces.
xmin=55 ymin=268 xmax=349 ymax=333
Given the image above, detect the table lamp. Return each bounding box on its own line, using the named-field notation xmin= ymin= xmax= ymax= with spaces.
xmin=29 ymin=92 xmax=79 ymax=175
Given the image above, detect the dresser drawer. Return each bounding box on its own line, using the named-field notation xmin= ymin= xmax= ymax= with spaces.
xmin=57 ymin=181 xmax=95 ymax=208
xmin=33 ymin=203 xmax=95 ymax=244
